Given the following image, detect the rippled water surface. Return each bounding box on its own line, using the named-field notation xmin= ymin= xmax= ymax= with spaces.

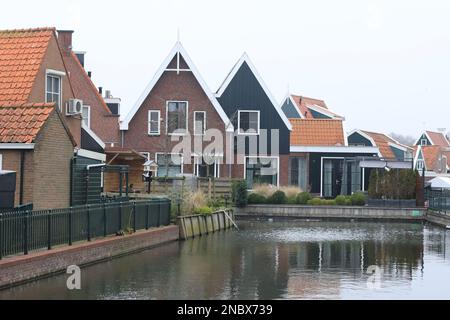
xmin=1 ymin=220 xmax=450 ymax=299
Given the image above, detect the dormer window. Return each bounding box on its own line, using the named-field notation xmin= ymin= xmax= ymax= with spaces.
xmin=45 ymin=69 xmax=65 ymax=110
xmin=238 ymin=110 xmax=260 ymax=135
xmin=420 ymin=139 xmax=428 ymax=146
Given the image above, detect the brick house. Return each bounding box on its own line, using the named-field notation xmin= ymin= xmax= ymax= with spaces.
xmin=0 ymin=27 xmax=110 ymax=207
xmin=119 ymin=42 xmax=233 ymax=190
xmin=0 ymin=103 xmax=76 ymax=209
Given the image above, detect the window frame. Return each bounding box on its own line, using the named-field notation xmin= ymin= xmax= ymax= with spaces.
xmin=155 ymin=152 xmax=184 ymax=177
xmin=165 ymin=101 xmax=188 ymax=136
xmin=417 ymin=160 xmax=424 ymax=171
xmin=420 ymin=139 xmax=428 ymax=146
xmin=82 ymin=105 xmax=91 ymax=128
xmin=237 ymin=110 xmax=260 ymax=135
xmin=45 ymin=70 xmax=63 ymax=110
xmin=244 ymin=156 xmax=279 ymax=188
xmin=148 ymin=110 xmax=161 ymax=135
xmin=193 ymin=111 xmax=206 ymax=136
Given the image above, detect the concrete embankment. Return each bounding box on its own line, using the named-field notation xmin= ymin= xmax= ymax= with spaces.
xmin=177 ymin=210 xmax=236 ymax=240
xmin=0 ymin=225 xmax=179 ymax=289
xmin=234 ymin=205 xmax=426 ymax=221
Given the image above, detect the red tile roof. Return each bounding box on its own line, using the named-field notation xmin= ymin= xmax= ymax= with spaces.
xmin=361 ymin=130 xmax=400 ymax=159
xmin=426 ymin=131 xmax=450 ymax=147
xmin=0 ymin=103 xmax=55 ymax=143
xmin=290 ymin=119 xmax=345 ymax=146
xmin=0 ymin=28 xmax=54 ymax=106
xmin=421 ymin=145 xmax=443 ymax=170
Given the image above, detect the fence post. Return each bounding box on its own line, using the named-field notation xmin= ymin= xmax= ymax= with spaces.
xmin=118 ymin=202 xmax=122 ymax=232
xmin=87 ymin=205 xmax=91 ymax=242
xmin=156 ymin=202 xmax=160 ymax=227
xmin=24 ymin=210 xmax=29 ymax=255
xmin=47 ymin=211 xmax=52 ymax=250
xmin=133 ymin=201 xmax=137 ymax=232
xmin=145 ymin=202 xmax=149 ymax=230
xmin=68 ymin=207 xmax=72 ymax=246
xmin=0 ymin=213 xmax=3 ymax=259
xmin=103 ymin=203 xmax=107 ymax=237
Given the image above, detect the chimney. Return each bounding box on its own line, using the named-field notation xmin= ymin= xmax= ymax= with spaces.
xmin=98 ymin=87 xmax=103 ymax=95
xmin=57 ymin=30 xmax=74 ymax=53
xmin=105 ymin=90 xmax=111 ymax=99
xmin=87 ymin=71 xmax=92 ymax=78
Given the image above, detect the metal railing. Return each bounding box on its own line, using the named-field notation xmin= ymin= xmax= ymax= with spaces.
xmin=425 ymin=189 xmax=450 ymax=214
xmin=0 ymin=199 xmax=171 ymax=259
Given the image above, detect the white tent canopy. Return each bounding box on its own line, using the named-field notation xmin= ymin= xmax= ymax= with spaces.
xmin=427 ymin=177 xmax=450 ymax=189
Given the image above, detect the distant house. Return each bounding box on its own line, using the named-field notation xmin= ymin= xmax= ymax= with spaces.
xmin=281 ymin=95 xmax=344 ymax=120
xmin=348 ymin=130 xmax=413 ymax=161
xmin=414 ymin=130 xmax=450 ymax=147
xmin=0 ymin=103 xmax=76 ymax=209
xmin=412 ymin=131 xmax=450 ymax=177
xmin=287 ymin=117 xmax=378 ymax=197
xmin=216 ymin=53 xmax=292 ymax=187
xmin=120 ymin=42 xmax=233 ymax=190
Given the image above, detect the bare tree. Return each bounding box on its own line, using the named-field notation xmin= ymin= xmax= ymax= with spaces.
xmin=389 ymin=132 xmax=416 ymax=146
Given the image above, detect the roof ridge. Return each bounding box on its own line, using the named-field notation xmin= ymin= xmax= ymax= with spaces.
xmin=0 ymin=102 xmax=55 ymax=109
xmin=0 ymin=27 xmax=55 ymax=34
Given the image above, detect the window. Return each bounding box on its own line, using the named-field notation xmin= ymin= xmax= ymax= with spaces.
xmin=166 ymin=101 xmax=188 ymax=135
xmin=420 ymin=139 xmax=428 ymax=146
xmin=46 ymin=74 xmax=61 ymax=109
xmin=156 ymin=153 xmax=183 ymax=177
xmin=82 ymin=105 xmax=90 ymax=128
xmin=289 ymin=157 xmax=307 ymax=190
xmin=245 ymin=157 xmax=278 ymax=188
xmin=148 ymin=110 xmax=161 ymax=135
xmin=194 ymin=156 xmax=220 ymax=178
xmin=238 ymin=110 xmax=260 ymax=135
xmin=194 ymin=111 xmax=206 ymax=135
xmin=417 ymin=160 xmax=424 ymax=171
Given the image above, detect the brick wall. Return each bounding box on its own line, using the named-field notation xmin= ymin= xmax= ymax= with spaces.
xmin=0 ymin=226 xmax=179 ymax=289
xmin=32 ymin=111 xmax=74 ymax=209
xmin=0 ymin=150 xmax=33 ymax=206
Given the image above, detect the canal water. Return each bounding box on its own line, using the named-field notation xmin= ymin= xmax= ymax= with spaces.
xmin=1 ymin=220 xmax=450 ymax=300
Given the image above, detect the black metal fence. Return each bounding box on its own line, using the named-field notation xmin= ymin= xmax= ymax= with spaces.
xmin=425 ymin=189 xmax=450 ymax=214
xmin=0 ymin=199 xmax=171 ymax=259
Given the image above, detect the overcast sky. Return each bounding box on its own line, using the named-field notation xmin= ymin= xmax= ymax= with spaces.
xmin=2 ymin=0 xmax=449 ymax=137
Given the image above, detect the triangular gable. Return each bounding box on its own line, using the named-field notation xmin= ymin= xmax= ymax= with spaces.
xmin=216 ymin=53 xmax=292 ymax=131
xmin=121 ymin=42 xmax=233 ymax=132
xmin=281 ymin=95 xmax=304 ymax=119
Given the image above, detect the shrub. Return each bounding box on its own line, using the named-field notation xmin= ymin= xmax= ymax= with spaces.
xmin=267 ymin=190 xmax=288 ymax=204
xmin=296 ymin=192 xmax=312 ymax=205
xmin=252 ymin=184 xmax=277 ymax=198
xmin=247 ymin=193 xmax=267 ymax=204
xmin=335 ymin=195 xmax=347 ymax=206
xmin=193 ymin=206 xmax=213 ymax=215
xmin=345 ymin=198 xmax=352 ymax=206
xmin=322 ymin=199 xmax=336 ymax=206
xmin=351 ymin=192 xmax=367 ymax=206
xmin=307 ymin=198 xmax=322 ymax=206
xmin=232 ymin=180 xmax=248 ymax=207
xmin=287 ymin=195 xmax=297 ymax=204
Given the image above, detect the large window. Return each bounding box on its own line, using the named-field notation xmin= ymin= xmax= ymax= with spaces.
xmin=166 ymin=101 xmax=188 ymax=135
xmin=46 ymin=74 xmax=61 ymax=109
xmin=156 ymin=153 xmax=183 ymax=177
xmin=82 ymin=105 xmax=90 ymax=128
xmin=238 ymin=110 xmax=260 ymax=135
xmin=245 ymin=157 xmax=278 ymax=188
xmin=289 ymin=157 xmax=307 ymax=191
xmin=194 ymin=111 xmax=206 ymax=135
xmin=194 ymin=156 xmax=220 ymax=178
xmin=148 ymin=110 xmax=161 ymax=135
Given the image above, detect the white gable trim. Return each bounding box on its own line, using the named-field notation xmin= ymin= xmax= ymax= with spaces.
xmin=414 ymin=131 xmax=434 ymax=146
xmin=121 ymin=42 xmax=233 ymax=132
xmin=347 ymin=129 xmax=382 ymax=157
xmin=82 ymin=122 xmax=106 ymax=149
xmin=216 ymin=53 xmax=292 ymax=131
xmin=307 ymin=104 xmax=345 ymax=120
xmin=413 ymin=145 xmax=427 ymax=171
xmin=280 ymin=95 xmax=304 ymax=119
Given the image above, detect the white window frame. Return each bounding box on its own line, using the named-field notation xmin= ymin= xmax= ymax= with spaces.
xmin=238 ymin=110 xmax=260 ymax=135
xmin=155 ymin=152 xmax=184 ymax=176
xmin=140 ymin=152 xmax=150 ymax=161
xmin=82 ymin=105 xmax=91 ymax=128
xmin=193 ymin=155 xmax=221 ymax=178
xmin=244 ymin=156 xmax=279 ymax=187
xmin=45 ymin=70 xmax=64 ymax=110
xmin=193 ymin=111 xmax=206 ymax=136
xmin=417 ymin=160 xmax=424 ymax=171
xmin=166 ymin=101 xmax=188 ymax=136
xmin=420 ymin=139 xmax=428 ymax=146
xmin=148 ymin=110 xmax=161 ymax=135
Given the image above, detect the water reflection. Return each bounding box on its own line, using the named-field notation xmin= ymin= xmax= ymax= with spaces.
xmin=1 ymin=221 xmax=450 ymax=300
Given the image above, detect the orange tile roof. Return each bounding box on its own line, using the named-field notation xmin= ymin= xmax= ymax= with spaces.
xmin=426 ymin=131 xmax=450 ymax=147
xmin=361 ymin=130 xmax=400 ymax=159
xmin=420 ymin=145 xmax=443 ymax=170
xmin=0 ymin=28 xmax=54 ymax=106
xmin=0 ymin=103 xmax=55 ymax=143
xmin=290 ymin=119 xmax=345 ymax=146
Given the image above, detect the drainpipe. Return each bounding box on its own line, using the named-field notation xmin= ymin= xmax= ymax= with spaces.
xmin=121 ymin=130 xmax=124 ymax=148
xmin=19 ymin=150 xmax=25 ymax=205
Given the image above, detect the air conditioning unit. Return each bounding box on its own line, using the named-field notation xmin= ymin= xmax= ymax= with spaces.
xmin=66 ymin=99 xmax=83 ymax=115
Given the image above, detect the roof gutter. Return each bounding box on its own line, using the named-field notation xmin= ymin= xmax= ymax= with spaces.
xmin=0 ymin=143 xmax=35 ymax=150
